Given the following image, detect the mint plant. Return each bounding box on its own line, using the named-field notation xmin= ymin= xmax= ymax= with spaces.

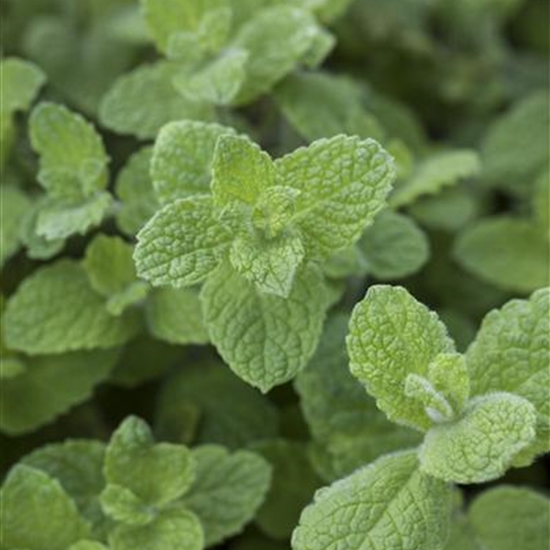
xmin=1 ymin=0 xmax=548 ymax=549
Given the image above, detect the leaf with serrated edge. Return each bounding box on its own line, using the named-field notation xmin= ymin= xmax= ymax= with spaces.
xmin=419 ymin=392 xmax=537 ymax=483
xmin=200 ymin=261 xmax=329 ymax=392
xmin=4 ymin=260 xmax=141 ymax=355
xmin=292 ymin=450 xmax=452 ymax=550
xmin=183 ymin=444 xmax=272 ymax=546
xmin=466 ymin=288 xmax=550 ymax=461
xmin=152 ymin=120 xmax=237 ymax=205
xmin=104 ymin=416 xmax=195 ymax=507
xmin=134 ymin=196 xmax=232 ymax=287
xmin=276 ymin=135 xmax=395 ymax=256
xmin=347 ymin=285 xmax=456 ymax=431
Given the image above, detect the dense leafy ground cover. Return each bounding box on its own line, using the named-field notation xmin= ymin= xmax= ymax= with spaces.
xmin=0 ymin=0 xmax=549 ymax=549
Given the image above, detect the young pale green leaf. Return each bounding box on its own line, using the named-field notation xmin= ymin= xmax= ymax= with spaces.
xmin=145 ymin=287 xmax=209 ymax=345
xmin=115 ymin=147 xmax=159 ymax=236
xmin=276 ymin=135 xmax=395 ymax=255
xmin=105 ymin=416 xmax=195 ymax=507
xmin=35 ymin=191 xmax=113 ymax=240
xmin=419 ymin=393 xmax=537 ymax=483
xmin=232 ymin=6 xmax=328 ymax=105
xmin=183 ymin=445 xmax=272 ymax=546
xmin=200 ymin=261 xmax=329 ymax=392
xmin=212 ymin=134 xmax=276 ymax=207
xmin=152 ymin=120 xmax=237 ymax=205
xmin=29 ymin=102 xmax=109 ymax=199
xmin=22 ymin=441 xmax=108 ymax=537
xmin=274 ymin=72 xmax=384 ymax=142
xmin=229 ymin=231 xmax=305 ymax=298
xmin=0 ymin=57 xmax=46 ymax=115
xmin=100 ymin=483 xmax=156 ymax=526
xmin=427 ymin=352 xmax=470 ymax=414
xmin=482 ymin=91 xmax=549 ymax=192
xmin=84 ymin=236 xmax=134 ymax=295
xmin=134 ymin=196 xmax=233 ymax=287
xmin=1 ymin=350 xmax=118 ymax=436
xmin=4 ymin=260 xmax=141 ymax=355
xmin=453 ymin=217 xmax=549 ymax=293
xmin=468 ymin=486 xmax=550 ymax=550
xmin=466 ymin=288 xmax=550 ymax=461
xmin=141 ymin=0 xmax=226 ymax=53
xmin=156 ymin=361 xmax=279 ymax=449
xmin=1 ymin=465 xmax=90 ymax=550
xmin=390 ymin=149 xmax=481 ymax=208
xmin=99 ymin=62 xmax=213 ymax=139
xmin=347 ymin=285 xmax=456 ymax=431
xmin=295 ymin=314 xmax=421 ymax=481
xmin=404 ymin=374 xmax=455 ymax=422
xmin=176 ymin=48 xmax=248 ymax=105
xmin=108 ymin=507 xmax=204 ymax=550
xmin=0 ymin=185 xmax=32 ymax=267
xmin=359 ymin=210 xmax=429 ymax=279
xmin=251 ymin=440 xmax=321 ymax=540
xmin=292 ymin=450 xmax=452 ymax=550
xmin=252 ymin=185 xmax=302 ymax=239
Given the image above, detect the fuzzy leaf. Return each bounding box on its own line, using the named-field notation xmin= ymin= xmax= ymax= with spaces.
xmin=104 ymin=416 xmax=195 ymax=508
xmin=275 ymin=135 xmax=395 ymax=255
xmin=419 ymin=393 xmax=537 ymax=483
xmin=292 ymin=451 xmax=451 ymax=550
xmin=1 ymin=465 xmax=89 ymax=550
xmin=152 ymin=120 xmax=236 ymax=205
xmin=347 ymin=285 xmax=456 ymax=431
xmin=134 ymin=196 xmax=233 ymax=287
xmin=183 ymin=445 xmax=272 ymax=546
xmin=200 ymin=261 xmax=329 ymax=392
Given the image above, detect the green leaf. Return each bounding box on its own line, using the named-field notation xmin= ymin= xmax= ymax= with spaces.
xmin=4 ymin=260 xmax=141 ymax=355
xmin=533 ymin=169 xmax=549 ymax=235
xmin=482 ymin=91 xmax=550 ymax=192
xmin=140 ymin=0 xmax=227 ymax=53
xmin=275 ymin=135 xmax=395 ymax=255
xmin=21 ymin=441 xmax=108 ymax=537
xmin=100 ymin=483 xmax=156 ymax=526
xmin=99 ymin=62 xmax=213 ymax=139
xmin=229 ymin=231 xmax=305 ymax=298
xmin=251 ymin=440 xmax=321 ymax=540
xmin=69 ymin=542 xmax=109 ymax=550
xmin=347 ymin=285 xmax=456 ymax=431
xmin=151 ymin=120 xmax=236 ymax=205
xmin=29 ymin=102 xmax=109 ymax=199
xmin=134 ymin=196 xmax=233 ymax=287
xmin=104 ymin=416 xmax=195 ymax=507
xmin=200 ymin=261 xmax=329 ymax=392
xmin=274 ymin=72 xmax=384 ymax=142
xmin=252 ymin=185 xmax=302 ymax=239
xmin=0 ymin=185 xmax=32 ymax=267
xmin=292 ymin=451 xmax=452 ymax=550
xmin=212 ymin=134 xmax=276 ymax=207
xmin=108 ymin=507 xmax=204 ymax=550
xmin=468 ymin=487 xmax=550 ymax=550
xmin=35 ymin=191 xmax=113 ymax=240
xmin=84 ymin=235 xmax=147 ymax=315
xmin=1 ymin=465 xmax=89 ymax=550
xmin=146 ymin=287 xmax=209 ymax=345
xmin=390 ymin=149 xmax=481 ymax=208
xmin=115 ymin=146 xmax=160 ymax=236
xmin=0 ymin=57 xmax=46 ymax=115
xmin=419 ymin=393 xmax=537 ymax=483
xmin=453 ymin=217 xmax=549 ymax=293
xmin=359 ymin=210 xmax=429 ymax=279
xmin=466 ymin=288 xmax=550 ymax=461
xmin=156 ymin=361 xmax=279 ymax=449
xmin=183 ymin=445 xmax=272 ymax=546
xmin=232 ymin=6 xmax=328 ymax=105
xmin=295 ymin=314 xmax=421 ymax=481
xmin=176 ymin=48 xmax=248 ymax=105
xmin=0 ymin=349 xmax=119 ymax=435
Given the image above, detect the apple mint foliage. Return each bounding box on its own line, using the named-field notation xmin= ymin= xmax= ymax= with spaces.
xmin=1 ymin=1 xmax=549 ymax=549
